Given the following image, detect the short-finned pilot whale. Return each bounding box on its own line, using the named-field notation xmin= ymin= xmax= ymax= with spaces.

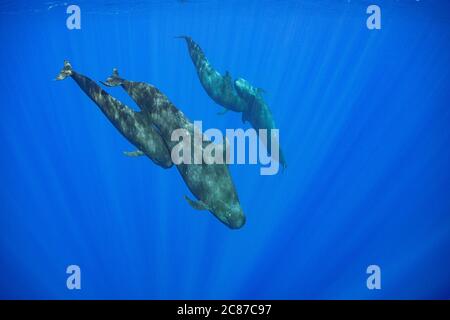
xmin=56 ymin=61 xmax=245 ymax=229
xmin=178 ymin=36 xmax=287 ymax=169
xmin=176 ymin=36 xmax=247 ymax=113
xmin=234 ymin=78 xmax=287 ymax=168
xmin=102 ymin=69 xmax=245 ymax=229
xmin=56 ymin=61 xmax=173 ymax=169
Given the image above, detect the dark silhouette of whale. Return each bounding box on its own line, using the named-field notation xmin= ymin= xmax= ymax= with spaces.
xmin=175 ymin=36 xmax=247 ymax=113
xmin=56 ymin=61 xmax=172 ymax=169
xmin=56 ymin=61 xmax=245 ymax=229
xmin=234 ymin=78 xmax=286 ymax=168
xmin=177 ymin=36 xmax=287 ymax=169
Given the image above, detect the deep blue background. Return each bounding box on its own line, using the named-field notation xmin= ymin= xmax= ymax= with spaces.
xmin=0 ymin=0 xmax=449 ymax=299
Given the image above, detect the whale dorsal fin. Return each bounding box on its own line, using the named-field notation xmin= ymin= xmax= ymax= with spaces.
xmin=184 ymin=195 xmax=209 ymax=211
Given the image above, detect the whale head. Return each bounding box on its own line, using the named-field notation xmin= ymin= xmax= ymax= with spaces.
xmin=185 ymin=194 xmax=246 ymax=229
xmin=215 ymin=201 xmax=246 ymax=229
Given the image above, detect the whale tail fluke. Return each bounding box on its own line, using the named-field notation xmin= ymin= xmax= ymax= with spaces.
xmin=175 ymin=35 xmax=193 ymax=45
xmin=101 ymin=68 xmax=124 ymax=87
xmin=174 ymin=35 xmax=190 ymax=40
xmin=56 ymin=60 xmax=73 ymax=80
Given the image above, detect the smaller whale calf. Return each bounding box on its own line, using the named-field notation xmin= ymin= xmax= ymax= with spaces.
xmin=234 ymin=78 xmax=286 ymax=168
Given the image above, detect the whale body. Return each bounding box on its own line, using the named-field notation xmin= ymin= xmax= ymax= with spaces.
xmin=103 ymin=69 xmax=245 ymax=229
xmin=234 ymin=78 xmax=287 ymax=167
xmin=177 ymin=36 xmax=246 ymax=113
xmin=56 ymin=61 xmax=245 ymax=229
xmin=179 ymin=36 xmax=287 ymax=168
xmin=56 ymin=61 xmax=172 ymax=169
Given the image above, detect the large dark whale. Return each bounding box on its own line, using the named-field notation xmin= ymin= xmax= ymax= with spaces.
xmin=56 ymin=61 xmax=245 ymax=229
xmin=56 ymin=61 xmax=172 ymax=169
xmin=102 ymin=69 xmax=245 ymax=229
xmin=178 ymin=36 xmax=287 ymax=169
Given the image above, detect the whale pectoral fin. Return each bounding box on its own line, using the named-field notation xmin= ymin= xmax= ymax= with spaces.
xmin=184 ymin=195 xmax=209 ymax=211
xmin=217 ymin=108 xmax=229 ymax=116
xmin=123 ymin=150 xmax=144 ymax=157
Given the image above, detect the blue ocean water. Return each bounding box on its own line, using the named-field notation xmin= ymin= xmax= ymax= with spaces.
xmin=0 ymin=0 xmax=449 ymax=299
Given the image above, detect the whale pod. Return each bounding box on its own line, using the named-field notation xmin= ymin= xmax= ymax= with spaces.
xmin=56 ymin=61 xmax=173 ymax=169
xmin=103 ymin=69 xmax=246 ymax=229
xmin=56 ymin=61 xmax=245 ymax=229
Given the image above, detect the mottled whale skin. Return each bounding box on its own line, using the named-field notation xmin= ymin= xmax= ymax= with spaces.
xmin=102 ymin=69 xmax=245 ymax=229
xmin=56 ymin=62 xmax=244 ymax=229
xmin=101 ymin=69 xmax=245 ymax=229
xmin=177 ymin=36 xmax=246 ymax=113
xmin=234 ymin=78 xmax=287 ymax=168
xmin=56 ymin=61 xmax=172 ymax=169
xmin=179 ymin=36 xmax=287 ymax=169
